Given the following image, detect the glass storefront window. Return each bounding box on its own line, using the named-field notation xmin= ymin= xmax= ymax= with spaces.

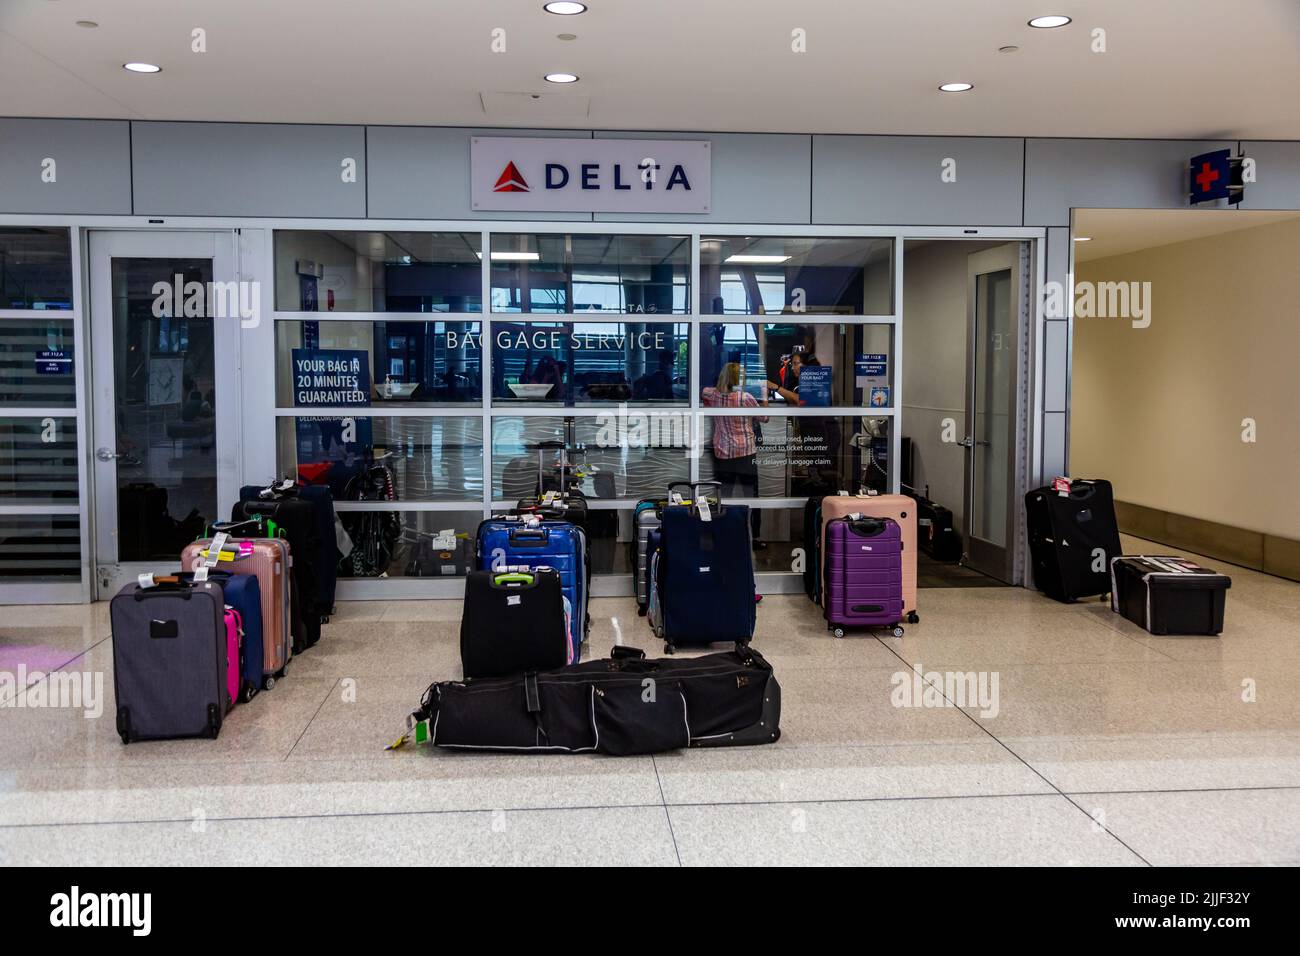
xmin=0 ymin=228 xmax=73 ymax=310
xmin=491 ymin=320 xmax=688 ymax=406
xmin=275 ymin=320 xmax=482 ymax=406
xmin=0 ymin=514 xmax=80 ymax=580
xmin=491 ymin=415 xmax=691 ymax=501
xmin=699 ymin=413 xmax=891 ymax=498
xmin=0 ymin=416 xmax=78 ymax=502
xmin=331 ymin=508 xmax=483 ymax=580
xmin=700 ymin=236 xmax=893 ymax=315
xmin=490 ymin=233 xmax=689 ymax=314
xmin=276 ymin=416 xmax=484 ymax=503
xmin=0 ymin=317 xmax=76 ymax=407
xmin=699 ymin=321 xmax=893 ymax=408
xmin=274 ymin=231 xmax=482 ymax=312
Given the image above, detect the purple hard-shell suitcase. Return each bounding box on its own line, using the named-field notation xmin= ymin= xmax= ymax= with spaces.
xmin=822 ymin=515 xmax=906 ymax=638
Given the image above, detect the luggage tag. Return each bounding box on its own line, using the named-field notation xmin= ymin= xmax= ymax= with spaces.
xmin=697 ymin=499 xmax=712 ymax=522
xmin=387 ymin=712 xmax=431 ymax=750
xmin=137 ymin=572 xmax=157 ymax=589
xmin=669 ymin=491 xmax=685 ymax=505
xmin=1052 ymin=476 xmax=1072 ymax=496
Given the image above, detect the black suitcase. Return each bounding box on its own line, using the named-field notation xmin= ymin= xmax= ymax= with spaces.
xmin=461 ymin=568 xmax=571 ymax=679
xmin=1111 ymin=556 xmax=1231 ymax=635
xmin=405 ymin=644 xmax=780 ymax=755
xmin=298 ymin=484 xmax=340 ymax=616
xmin=802 ymin=494 xmax=825 ymax=602
xmin=235 ymin=486 xmax=325 ymax=652
xmin=911 ymin=493 xmax=962 ymax=562
xmin=1025 ymin=478 xmax=1122 ymax=602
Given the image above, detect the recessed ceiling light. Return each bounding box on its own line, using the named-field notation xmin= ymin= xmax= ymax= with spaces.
xmin=1073 ymin=236 xmax=1092 ymax=242
xmin=75 ymin=20 xmax=98 ymax=28
xmin=1028 ymin=15 xmax=1072 ymax=28
xmin=938 ymin=82 xmax=973 ymax=93
xmin=544 ymin=2 xmax=587 ymax=14
xmin=123 ymin=62 xmax=161 ymax=73
xmin=544 ymin=72 xmax=579 ymax=83
xmin=725 ymin=254 xmax=791 ymax=264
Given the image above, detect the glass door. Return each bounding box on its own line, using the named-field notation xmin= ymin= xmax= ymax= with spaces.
xmin=89 ymin=232 xmax=241 ymax=597
xmin=962 ymin=242 xmax=1026 ymax=583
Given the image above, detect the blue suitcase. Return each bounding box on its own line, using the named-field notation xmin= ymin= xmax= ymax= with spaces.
xmin=179 ymin=569 xmax=264 ymax=703
xmin=476 ymin=517 xmax=588 ymax=663
xmin=653 ymin=502 xmax=756 ymax=653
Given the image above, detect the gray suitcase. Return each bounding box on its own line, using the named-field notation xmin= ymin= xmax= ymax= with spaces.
xmin=110 ymin=576 xmax=231 ymax=743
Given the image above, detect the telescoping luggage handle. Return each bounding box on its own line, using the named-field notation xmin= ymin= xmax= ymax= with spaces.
xmin=492 ymin=571 xmax=536 ymax=588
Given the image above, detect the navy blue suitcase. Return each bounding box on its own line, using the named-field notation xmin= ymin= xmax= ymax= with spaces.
xmin=476 ymin=517 xmax=588 ymax=663
xmin=653 ymin=503 xmax=756 ymax=653
xmin=179 ymin=570 xmax=264 ymax=703
xmin=297 ymin=484 xmax=340 ymax=618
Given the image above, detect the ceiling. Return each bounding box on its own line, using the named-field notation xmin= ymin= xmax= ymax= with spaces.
xmin=1073 ymin=209 xmax=1300 ymax=261
xmin=1 ymin=0 xmax=1298 ymax=138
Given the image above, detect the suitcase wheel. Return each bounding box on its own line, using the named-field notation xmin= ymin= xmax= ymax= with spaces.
xmin=206 ymin=704 xmax=221 ymax=740
xmin=116 ymin=708 xmax=131 ymax=745
xmin=663 ymin=643 xmax=675 ymax=655
xmin=637 ymin=607 xmax=647 ymax=617
xmin=907 ymin=611 xmax=919 ymax=624
xmin=892 ymin=626 xmax=905 ymax=638
xmin=832 ymin=627 xmax=845 ymax=640
xmin=263 ymin=674 xmax=276 ymax=691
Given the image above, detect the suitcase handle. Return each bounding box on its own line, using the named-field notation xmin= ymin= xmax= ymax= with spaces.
xmin=610 ymin=645 xmax=646 ymax=661
xmin=493 ymin=572 xmax=535 ymax=586
xmin=509 ymin=527 xmax=549 ymax=544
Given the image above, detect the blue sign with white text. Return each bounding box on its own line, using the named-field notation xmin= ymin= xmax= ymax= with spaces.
xmin=35 ymin=350 xmax=72 ymax=375
xmin=798 ymin=365 xmax=832 ymax=407
xmin=291 ymin=349 xmax=371 ymax=407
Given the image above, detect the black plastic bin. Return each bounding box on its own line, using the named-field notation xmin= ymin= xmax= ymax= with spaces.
xmin=1110 ymin=556 xmax=1231 ymax=635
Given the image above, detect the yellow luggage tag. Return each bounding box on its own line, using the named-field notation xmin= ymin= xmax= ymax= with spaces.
xmin=386 ymin=713 xmax=430 ymax=750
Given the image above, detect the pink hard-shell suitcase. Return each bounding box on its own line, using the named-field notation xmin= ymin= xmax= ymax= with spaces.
xmin=222 ymin=607 xmax=242 ymax=709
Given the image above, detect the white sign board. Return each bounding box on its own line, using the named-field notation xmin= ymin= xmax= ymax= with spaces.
xmin=470 ymin=137 xmax=711 ymax=214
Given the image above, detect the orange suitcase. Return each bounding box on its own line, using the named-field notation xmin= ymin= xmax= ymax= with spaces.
xmin=181 ymin=537 xmax=292 ymax=685
xmin=818 ymin=494 xmax=919 ymax=622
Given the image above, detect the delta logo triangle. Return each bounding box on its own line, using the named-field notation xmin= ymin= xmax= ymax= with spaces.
xmin=493 ymin=161 xmax=529 ymax=193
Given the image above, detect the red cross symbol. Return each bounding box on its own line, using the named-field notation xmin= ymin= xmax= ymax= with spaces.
xmin=1195 ymin=161 xmax=1221 ymax=193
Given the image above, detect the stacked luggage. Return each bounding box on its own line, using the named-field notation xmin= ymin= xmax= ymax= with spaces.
xmin=110 ymin=479 xmax=340 ymax=743
xmin=646 ymin=482 xmax=756 ymax=655
xmin=803 ymin=492 xmax=920 ymax=632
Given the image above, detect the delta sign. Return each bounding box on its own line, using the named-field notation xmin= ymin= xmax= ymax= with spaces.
xmin=470 ymin=137 xmax=711 ymax=214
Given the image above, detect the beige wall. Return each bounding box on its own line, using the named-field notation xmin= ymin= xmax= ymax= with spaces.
xmin=1072 ymin=217 xmax=1300 ymax=540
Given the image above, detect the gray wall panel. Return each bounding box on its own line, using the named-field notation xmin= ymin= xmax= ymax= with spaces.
xmin=1043 ymin=412 xmax=1067 ymax=478
xmin=591 ymin=131 xmax=811 ymax=224
xmin=1044 ymin=321 xmax=1068 ymax=413
xmin=1024 ymin=138 xmax=1233 ymax=226
xmin=0 ymin=118 xmax=131 ymax=215
xmin=131 ymin=122 xmax=366 ymax=217
xmin=811 ymin=135 xmax=1024 ymax=226
xmin=367 ymin=126 xmax=589 ymax=221
xmin=1239 ymin=142 xmax=1300 ymax=209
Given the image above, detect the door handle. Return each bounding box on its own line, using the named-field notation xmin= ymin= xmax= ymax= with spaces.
xmin=957 ymin=437 xmax=974 ymax=449
xmin=95 ymin=447 xmax=123 ymax=462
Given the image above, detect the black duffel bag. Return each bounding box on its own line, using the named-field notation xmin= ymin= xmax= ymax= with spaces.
xmin=405 ymin=644 xmax=781 ymax=756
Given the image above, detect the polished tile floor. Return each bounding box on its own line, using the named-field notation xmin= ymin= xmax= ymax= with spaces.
xmin=1 ymin=535 xmax=1297 ymax=866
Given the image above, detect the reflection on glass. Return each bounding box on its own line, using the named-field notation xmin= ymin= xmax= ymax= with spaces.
xmin=491 ymin=321 xmax=688 ymax=405
xmin=274 ymin=231 xmax=482 ymax=312
xmin=973 ymin=269 xmax=1013 ymax=547
xmin=110 ymin=258 xmax=216 ymax=561
xmin=0 ymin=317 xmax=76 ymax=407
xmin=490 ymin=234 xmax=689 ymax=314
xmin=699 ymin=321 xmax=893 ymax=408
xmin=490 ymin=415 xmax=690 ymax=501
xmin=0 ymin=514 xmax=80 ymax=579
xmin=701 ymin=236 xmax=893 ymax=315
xmin=330 ymin=509 xmax=482 ymax=579
xmin=0 ymin=417 xmax=78 ymax=502
xmin=275 ymin=320 xmax=482 ymax=405
xmin=0 ymin=228 xmax=73 ymax=309
xmin=700 ymin=414 xmax=890 ymax=497
xmin=276 ymin=417 xmax=484 ymax=503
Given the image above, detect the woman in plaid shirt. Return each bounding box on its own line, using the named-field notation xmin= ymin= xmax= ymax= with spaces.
xmin=701 ymin=362 xmax=768 ymax=547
